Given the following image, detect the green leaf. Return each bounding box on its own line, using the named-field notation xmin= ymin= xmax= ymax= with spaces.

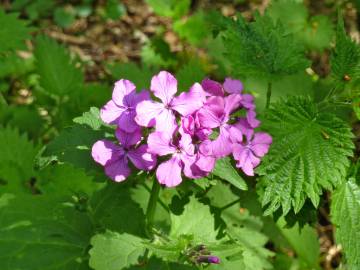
xmin=278 ymin=219 xmax=320 ymax=269
xmin=34 ymin=35 xmax=84 ymax=95
xmin=107 ymin=62 xmax=153 ymax=90
xmin=141 ymin=36 xmax=177 ymax=69
xmin=176 ymin=59 xmax=206 ymax=91
xmin=145 ymin=0 xmax=190 ymax=19
xmin=219 ymin=12 xmax=309 ymax=79
xmin=37 ymin=163 xmax=103 ymax=197
xmin=173 ymin=11 xmax=209 ymax=45
xmin=212 ymin=157 xmax=247 ymax=190
xmin=0 ymin=126 xmax=38 ymax=194
xmin=89 ymin=231 xmax=145 ymax=270
xmin=73 ymin=107 xmax=103 ymax=130
xmin=330 ymin=15 xmax=360 ymax=87
xmin=170 ymin=196 xmax=217 ymax=243
xmin=105 ymin=0 xmax=126 ymax=20
xmin=0 ymin=194 xmax=93 ymax=269
xmin=257 ymin=96 xmax=354 ymax=215
xmin=54 ymin=7 xmax=76 ymax=28
xmin=331 ymin=178 xmax=360 ymax=269
xmin=0 ymin=9 xmax=31 ymax=53
xmin=90 ymin=183 xmax=146 ymax=237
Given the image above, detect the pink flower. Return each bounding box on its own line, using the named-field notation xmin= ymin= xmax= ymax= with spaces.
xmin=135 ymin=71 xmax=205 ymax=134
xmin=92 ymin=128 xmax=156 ymax=182
xmin=100 ymin=79 xmax=149 ymax=132
xmin=147 ymin=129 xmax=206 ymax=187
xmin=232 ymin=131 xmax=272 ymax=176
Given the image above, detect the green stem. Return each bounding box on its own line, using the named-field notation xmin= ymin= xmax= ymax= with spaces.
xmin=145 ymin=178 xmax=161 ymax=237
xmin=220 ymin=198 xmax=241 ymax=211
xmin=265 ymin=81 xmax=272 ymax=109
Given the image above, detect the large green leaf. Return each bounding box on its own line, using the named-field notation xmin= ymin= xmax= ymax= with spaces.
xmin=0 ymin=126 xmax=38 ymax=194
xmin=212 ymin=157 xmax=247 ymax=190
xmin=257 ymin=96 xmax=354 ymax=215
xmin=331 ymin=179 xmax=360 ymax=269
xmin=145 ymin=0 xmax=190 ymax=19
xmin=89 ymin=231 xmax=145 ymax=270
xmin=0 ymin=194 xmax=93 ymax=270
xmin=0 ymin=9 xmax=31 ymax=53
xmin=34 ymin=36 xmax=84 ymax=96
xmin=170 ymin=196 xmax=217 ymax=243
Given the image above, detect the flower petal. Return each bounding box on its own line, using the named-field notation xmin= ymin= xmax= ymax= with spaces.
xmin=156 ymin=155 xmax=183 ymax=187
xmin=195 ymin=153 xmax=216 ymax=173
xmin=92 ymin=140 xmax=124 ymax=166
xmin=135 ymin=100 xmax=164 ymax=127
xmin=115 ymin=128 xmax=142 ymax=147
xmin=240 ymin=94 xmax=255 ymax=110
xmin=124 ymin=90 xmax=150 ymax=107
xmin=100 ymin=100 xmax=125 ymax=125
xmin=251 ymin=132 xmax=272 ymax=157
xmin=224 ymin=94 xmax=242 ymax=116
xmin=155 ymin=108 xmax=177 ymax=135
xmin=182 ymin=154 xmax=207 ymax=179
xmin=128 ymin=144 xmax=157 ymax=170
xmin=210 ymin=126 xmax=233 ymax=158
xmin=233 ymin=144 xmax=260 ymax=176
xmin=196 ymin=96 xmax=225 ymax=128
xmin=104 ymin=156 xmax=131 ymax=182
xmin=246 ymin=110 xmax=260 ymax=128
xmin=147 ymin=131 xmax=176 ymax=156
xmin=223 ymin=78 xmax=243 ymax=94
xmin=151 ymin=71 xmax=177 ymax=105
xmin=171 ymin=83 xmax=205 ymax=116
xmin=201 ymin=78 xmax=224 ymax=96
xmin=117 ymin=110 xmax=139 ymax=132
xmin=179 ymin=133 xmax=195 ymax=156
xmin=112 ymin=79 xmax=136 ymax=107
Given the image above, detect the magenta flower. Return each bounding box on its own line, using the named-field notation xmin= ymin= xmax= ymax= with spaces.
xmin=100 ymin=79 xmax=149 ymax=132
xmin=196 ymin=94 xmax=243 ymax=158
xmin=223 ymin=77 xmax=243 ymax=94
xmin=147 ymin=130 xmax=206 ymax=187
xmin=136 ymin=71 xmax=205 ymax=134
xmin=91 ymin=128 xmax=156 ymax=182
xmin=232 ymin=131 xmax=272 ymax=176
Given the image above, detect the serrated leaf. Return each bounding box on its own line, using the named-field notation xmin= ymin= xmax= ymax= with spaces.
xmin=173 ymin=11 xmax=208 ymax=45
xmin=330 ymin=15 xmax=360 ymax=87
xmin=73 ymin=107 xmax=103 ymax=130
xmin=145 ymin=0 xmax=190 ymax=19
xmin=212 ymin=157 xmax=247 ymax=190
xmin=0 ymin=9 xmax=31 ymax=53
xmin=257 ymin=96 xmax=354 ymax=215
xmin=0 ymin=194 xmax=93 ymax=269
xmin=37 ymin=163 xmax=103 ymax=197
xmin=331 ymin=178 xmax=360 ymax=269
xmin=34 ymin=35 xmax=84 ymax=95
xmin=0 ymin=126 xmax=38 ymax=194
xmin=219 ymin=12 xmax=309 ymax=79
xmin=89 ymin=231 xmax=145 ymax=270
xmin=170 ymin=196 xmax=217 ymax=243
xmin=176 ymin=59 xmax=206 ymax=91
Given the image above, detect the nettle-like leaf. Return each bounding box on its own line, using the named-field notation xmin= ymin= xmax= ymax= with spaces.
xmin=330 ymin=16 xmax=360 ymax=87
xmin=176 ymin=59 xmax=206 ymax=91
xmin=0 ymin=126 xmax=38 ymax=194
xmin=0 ymin=194 xmax=93 ymax=270
xmin=34 ymin=35 xmax=84 ymax=95
xmin=257 ymin=96 xmax=354 ymax=215
xmin=89 ymin=231 xmax=146 ymax=270
xmin=0 ymin=9 xmax=31 ymax=53
xmin=331 ymin=179 xmax=360 ymax=269
xmin=219 ymin=12 xmax=309 ymax=79
xmin=73 ymin=107 xmax=103 ymax=130
xmin=212 ymin=157 xmax=247 ymax=190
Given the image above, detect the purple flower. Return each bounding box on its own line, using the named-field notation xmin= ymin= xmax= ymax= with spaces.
xmin=136 ymin=71 xmax=205 ymax=134
xmin=92 ymin=128 xmax=156 ymax=182
xmin=223 ymin=77 xmax=243 ymax=94
xmin=147 ymin=129 xmax=207 ymax=187
xmin=100 ymin=79 xmax=149 ymax=132
xmin=196 ymin=255 xmax=221 ymax=264
xmin=196 ymin=94 xmax=243 ymax=158
xmin=232 ymin=131 xmax=272 ymax=176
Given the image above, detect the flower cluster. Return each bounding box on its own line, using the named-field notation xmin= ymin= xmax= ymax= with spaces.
xmin=92 ymin=71 xmax=272 ymax=187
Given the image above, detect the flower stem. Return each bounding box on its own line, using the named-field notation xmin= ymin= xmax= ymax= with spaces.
xmin=265 ymin=81 xmax=272 ymax=109
xmin=145 ymin=177 xmax=161 ymax=237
